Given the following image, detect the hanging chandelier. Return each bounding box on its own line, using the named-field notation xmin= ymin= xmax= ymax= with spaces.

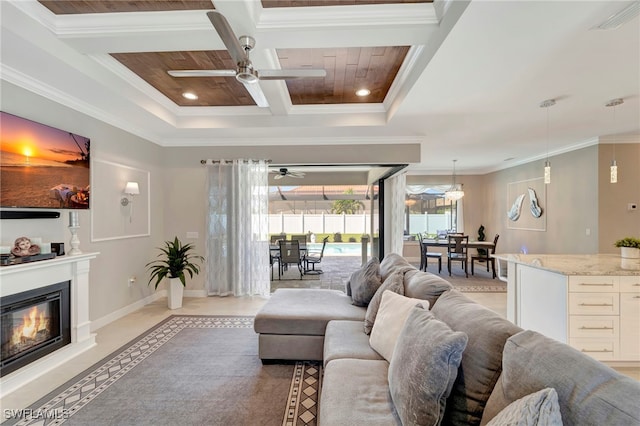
xmin=444 ymin=159 xmax=464 ymax=201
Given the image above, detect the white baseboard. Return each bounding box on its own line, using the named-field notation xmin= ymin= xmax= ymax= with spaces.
xmin=91 ymin=291 xmax=165 ymax=332
xmin=91 ymin=289 xmax=207 ymax=332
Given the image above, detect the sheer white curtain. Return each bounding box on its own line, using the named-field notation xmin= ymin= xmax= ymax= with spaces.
xmin=205 ymin=159 xmax=270 ymax=296
xmin=385 ymin=172 xmax=406 ymax=256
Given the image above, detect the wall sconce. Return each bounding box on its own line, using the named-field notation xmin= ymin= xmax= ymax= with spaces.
xmin=121 ymin=181 xmax=140 ymax=206
xmin=121 ymin=181 xmax=139 ymax=223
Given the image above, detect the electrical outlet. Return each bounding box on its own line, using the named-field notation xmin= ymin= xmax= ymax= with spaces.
xmin=629 ymin=203 xmax=638 ymax=211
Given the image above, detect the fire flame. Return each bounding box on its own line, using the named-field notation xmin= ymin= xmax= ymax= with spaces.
xmin=11 ymin=306 xmax=50 ymax=345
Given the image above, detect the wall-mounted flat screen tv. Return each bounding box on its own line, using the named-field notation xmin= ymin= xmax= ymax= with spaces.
xmin=1 ymin=111 xmax=90 ymax=209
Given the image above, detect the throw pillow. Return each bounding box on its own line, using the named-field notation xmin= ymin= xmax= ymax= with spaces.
xmin=349 ymin=257 xmax=382 ymax=307
xmin=369 ymin=290 xmax=429 ymax=362
xmin=485 ymin=388 xmax=563 ymax=426
xmin=364 ymin=271 xmax=405 ymax=335
xmin=388 ymin=307 xmax=469 ymax=426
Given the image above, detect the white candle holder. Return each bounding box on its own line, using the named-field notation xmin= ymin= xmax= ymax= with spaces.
xmin=68 ymin=226 xmax=82 ymax=255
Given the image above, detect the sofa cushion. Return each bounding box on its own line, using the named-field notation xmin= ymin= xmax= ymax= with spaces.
xmin=403 ymin=269 xmax=453 ymax=307
xmin=364 ymin=271 xmax=405 ymax=335
xmin=369 ymin=291 xmax=429 ymax=362
xmin=379 ymin=252 xmax=415 ymax=282
xmin=481 ymin=330 xmax=640 ymax=426
xmin=430 ymin=289 xmax=523 ymax=425
xmin=254 ymin=289 xmax=365 ymax=336
xmin=388 ymin=307 xmax=468 ymax=426
xmin=485 ymin=387 xmax=562 ymax=426
xmin=350 ymin=257 xmax=382 ymax=306
xmin=323 ymin=320 xmax=384 ymax=368
xmin=320 ymin=359 xmax=400 ymax=426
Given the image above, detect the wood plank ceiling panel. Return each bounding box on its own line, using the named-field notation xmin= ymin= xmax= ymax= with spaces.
xmin=278 ymin=46 xmax=409 ymax=104
xmin=38 ymin=1 xmax=214 ymax=14
xmin=111 ymin=51 xmax=255 ymax=106
xmin=262 ymin=0 xmax=430 ymax=8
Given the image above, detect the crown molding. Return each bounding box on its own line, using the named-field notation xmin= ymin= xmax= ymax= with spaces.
xmin=257 ymin=3 xmax=437 ymax=30
xmin=1 ymin=64 xmax=161 ymax=145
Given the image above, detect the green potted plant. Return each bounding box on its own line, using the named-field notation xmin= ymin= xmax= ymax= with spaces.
xmin=146 ymin=237 xmax=204 ymax=309
xmin=614 ymin=237 xmax=640 ymax=259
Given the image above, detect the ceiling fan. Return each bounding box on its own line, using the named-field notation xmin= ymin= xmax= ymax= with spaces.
xmin=167 ymin=11 xmax=327 ymax=108
xmin=272 ymin=168 xmax=305 ymax=180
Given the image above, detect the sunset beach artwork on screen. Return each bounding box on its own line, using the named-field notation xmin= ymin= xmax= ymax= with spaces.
xmin=1 ymin=112 xmax=90 ymax=209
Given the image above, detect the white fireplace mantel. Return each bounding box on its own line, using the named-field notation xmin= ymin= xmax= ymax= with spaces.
xmin=0 ymin=252 xmax=99 ymax=398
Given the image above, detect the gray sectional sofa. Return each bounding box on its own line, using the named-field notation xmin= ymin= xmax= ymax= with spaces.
xmin=254 ymin=253 xmax=640 ymax=425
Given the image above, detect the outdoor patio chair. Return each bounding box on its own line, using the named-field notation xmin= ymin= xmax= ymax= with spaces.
xmin=278 ymin=240 xmax=304 ymax=280
xmin=304 ymin=236 xmax=329 ymax=274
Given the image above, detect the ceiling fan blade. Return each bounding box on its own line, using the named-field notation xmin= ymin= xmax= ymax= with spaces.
xmin=257 ymin=69 xmax=327 ymax=80
xmin=242 ymin=81 xmax=269 ymax=108
xmin=168 ymin=70 xmax=236 ymax=78
xmin=289 ymin=173 xmax=305 ymax=178
xmin=206 ymin=11 xmax=247 ymax=65
xmin=274 ymin=174 xmax=284 ymax=180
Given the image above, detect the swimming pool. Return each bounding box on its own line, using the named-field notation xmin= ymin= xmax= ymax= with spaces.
xmin=306 ymin=242 xmax=370 ymax=256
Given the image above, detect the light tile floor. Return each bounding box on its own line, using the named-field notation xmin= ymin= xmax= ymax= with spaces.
xmin=2 ymin=259 xmax=638 ymax=417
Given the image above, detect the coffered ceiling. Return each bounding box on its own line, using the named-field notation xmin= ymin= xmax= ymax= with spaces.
xmin=1 ymin=0 xmax=639 ymax=174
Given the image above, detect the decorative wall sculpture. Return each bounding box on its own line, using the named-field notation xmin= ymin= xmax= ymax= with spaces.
xmin=507 ymin=177 xmax=546 ymax=231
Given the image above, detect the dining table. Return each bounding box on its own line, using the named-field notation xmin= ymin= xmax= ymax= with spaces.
xmin=422 ymin=239 xmax=495 ymax=251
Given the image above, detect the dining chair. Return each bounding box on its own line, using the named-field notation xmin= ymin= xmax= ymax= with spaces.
xmin=304 ymin=236 xmax=329 ymax=274
xmin=278 ymin=240 xmax=304 ymax=280
xmin=447 ymin=234 xmax=469 ymax=277
xmin=418 ymin=233 xmax=442 ymax=273
xmin=471 ymin=234 xmax=499 ymax=279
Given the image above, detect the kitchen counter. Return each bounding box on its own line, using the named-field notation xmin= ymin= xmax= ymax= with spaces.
xmin=495 ymin=253 xmax=640 ymax=364
xmin=493 ymin=253 xmax=640 ymax=276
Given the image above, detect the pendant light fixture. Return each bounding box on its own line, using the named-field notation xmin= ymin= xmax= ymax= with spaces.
xmin=540 ymin=99 xmax=556 ymax=184
xmin=605 ymin=98 xmax=623 ymax=183
xmin=444 ymin=159 xmax=464 ymax=201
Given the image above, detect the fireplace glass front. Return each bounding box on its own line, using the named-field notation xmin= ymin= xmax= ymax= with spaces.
xmin=1 ymin=281 xmax=70 ymax=377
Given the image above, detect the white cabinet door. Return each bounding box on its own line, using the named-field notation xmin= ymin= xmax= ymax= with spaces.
xmin=620 ymin=292 xmax=640 ymax=360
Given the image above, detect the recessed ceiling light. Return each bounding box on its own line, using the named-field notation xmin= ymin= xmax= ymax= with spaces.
xmin=355 ymin=89 xmax=371 ymax=97
xmin=182 ymin=92 xmax=198 ymax=100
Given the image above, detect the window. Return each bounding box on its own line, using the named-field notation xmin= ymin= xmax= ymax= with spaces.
xmin=404 ymin=185 xmax=460 ymax=238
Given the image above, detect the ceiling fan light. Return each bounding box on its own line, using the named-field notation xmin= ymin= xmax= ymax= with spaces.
xmin=236 ymin=72 xmax=258 ymax=84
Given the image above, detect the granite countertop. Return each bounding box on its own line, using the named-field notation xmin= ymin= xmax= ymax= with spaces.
xmin=493 ymin=253 xmax=640 ymax=276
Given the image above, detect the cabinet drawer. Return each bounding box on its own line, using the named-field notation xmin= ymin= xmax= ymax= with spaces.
xmin=569 ymin=276 xmax=618 ymax=292
xmin=569 ymin=316 xmax=619 ymax=338
xmin=620 ymin=276 xmax=640 ymax=293
xmin=569 ymin=293 xmax=619 ymax=315
xmin=570 ymin=338 xmax=617 ymax=361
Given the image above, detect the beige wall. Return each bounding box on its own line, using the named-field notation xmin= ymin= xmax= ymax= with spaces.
xmin=1 ymin=82 xmax=165 ymax=322
xmin=409 ymin=143 xmax=640 ymax=256
xmin=598 ymin=143 xmax=640 ymax=252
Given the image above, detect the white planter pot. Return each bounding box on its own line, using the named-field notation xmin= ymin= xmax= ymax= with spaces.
xmin=620 ymin=247 xmax=640 ymax=259
xmin=167 ymin=277 xmax=184 ymax=309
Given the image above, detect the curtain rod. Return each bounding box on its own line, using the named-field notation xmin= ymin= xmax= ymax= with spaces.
xmin=200 ymin=159 xmax=272 ymax=165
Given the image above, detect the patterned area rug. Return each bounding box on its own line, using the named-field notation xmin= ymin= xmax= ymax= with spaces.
xmin=6 ymin=316 xmax=320 ymax=426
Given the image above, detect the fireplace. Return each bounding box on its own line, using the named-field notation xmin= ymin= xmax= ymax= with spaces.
xmin=1 ymin=281 xmax=71 ymax=377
